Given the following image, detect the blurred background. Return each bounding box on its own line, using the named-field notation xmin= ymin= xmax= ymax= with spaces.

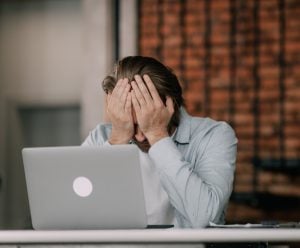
xmin=0 ymin=0 xmax=299 ymax=229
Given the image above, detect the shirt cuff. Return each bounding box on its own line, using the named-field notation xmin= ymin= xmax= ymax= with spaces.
xmin=148 ymin=137 xmax=183 ymax=171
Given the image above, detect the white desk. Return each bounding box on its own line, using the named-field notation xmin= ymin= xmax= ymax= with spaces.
xmin=0 ymin=229 xmax=299 ymax=244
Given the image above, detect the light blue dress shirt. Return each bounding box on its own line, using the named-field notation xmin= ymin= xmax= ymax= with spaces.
xmin=82 ymin=108 xmax=238 ymax=228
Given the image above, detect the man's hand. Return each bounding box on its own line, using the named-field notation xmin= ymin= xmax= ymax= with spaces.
xmin=107 ymin=78 xmax=133 ymax=144
xmin=131 ymin=74 xmax=174 ymax=146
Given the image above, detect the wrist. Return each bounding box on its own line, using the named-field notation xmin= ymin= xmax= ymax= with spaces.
xmin=146 ymin=130 xmax=169 ymax=146
xmin=108 ymin=138 xmax=131 ymax=145
xmin=109 ymin=131 xmax=132 ymax=145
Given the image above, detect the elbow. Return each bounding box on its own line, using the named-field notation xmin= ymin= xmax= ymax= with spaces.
xmin=190 ymin=187 xmax=228 ymax=228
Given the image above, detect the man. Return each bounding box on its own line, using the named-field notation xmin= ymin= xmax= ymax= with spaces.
xmin=82 ymin=56 xmax=238 ymax=228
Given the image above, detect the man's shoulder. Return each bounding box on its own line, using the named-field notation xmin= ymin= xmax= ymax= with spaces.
xmin=191 ymin=116 xmax=233 ymax=135
xmin=176 ymin=108 xmax=236 ymax=144
xmin=181 ymin=109 xmax=236 ymax=143
xmin=179 ymin=111 xmax=237 ymax=162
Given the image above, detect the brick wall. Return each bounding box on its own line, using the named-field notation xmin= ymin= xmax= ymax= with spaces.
xmin=139 ymin=0 xmax=300 ymax=223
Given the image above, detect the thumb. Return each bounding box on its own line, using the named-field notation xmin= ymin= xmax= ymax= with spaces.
xmin=166 ymin=96 xmax=174 ymax=114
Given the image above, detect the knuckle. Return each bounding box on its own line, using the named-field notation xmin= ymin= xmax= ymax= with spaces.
xmin=156 ymin=102 xmax=163 ymax=109
xmin=148 ymin=105 xmax=154 ymax=112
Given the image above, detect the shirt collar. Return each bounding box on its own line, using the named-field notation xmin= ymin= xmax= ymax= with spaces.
xmin=172 ymin=107 xmax=192 ymax=144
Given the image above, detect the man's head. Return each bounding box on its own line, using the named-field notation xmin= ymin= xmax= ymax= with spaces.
xmin=102 ymin=56 xmax=184 ymax=150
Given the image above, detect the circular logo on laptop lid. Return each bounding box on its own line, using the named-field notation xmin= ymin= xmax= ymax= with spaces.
xmin=73 ymin=176 xmax=93 ymax=197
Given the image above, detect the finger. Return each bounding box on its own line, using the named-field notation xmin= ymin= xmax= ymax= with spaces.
xmin=107 ymin=93 xmax=111 ymax=101
xmin=112 ymin=78 xmax=127 ymax=98
xmin=120 ymin=81 xmax=131 ymax=104
xmin=134 ymin=75 xmax=152 ymax=104
xmin=131 ymin=80 xmax=147 ymax=106
xmin=124 ymin=92 xmax=132 ymax=113
xmin=106 ymin=94 xmax=113 ymax=115
xmin=131 ymin=88 xmax=141 ymax=113
xmin=111 ymin=78 xmax=123 ymax=97
xmin=143 ymin=74 xmax=163 ymax=106
xmin=107 ymin=93 xmax=114 ymax=106
xmin=166 ymin=96 xmax=174 ymax=114
xmin=118 ymin=78 xmax=129 ymax=98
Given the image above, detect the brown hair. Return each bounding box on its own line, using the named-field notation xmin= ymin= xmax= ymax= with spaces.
xmin=102 ymin=56 xmax=185 ymax=128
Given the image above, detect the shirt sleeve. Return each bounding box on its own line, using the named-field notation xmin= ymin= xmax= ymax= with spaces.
xmin=81 ymin=133 xmax=94 ymax=146
xmin=81 ymin=126 xmax=111 ymax=147
xmin=82 ymin=136 xmax=111 ymax=147
xmin=148 ymin=123 xmax=237 ymax=228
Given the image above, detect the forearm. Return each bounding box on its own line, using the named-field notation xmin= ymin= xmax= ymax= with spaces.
xmin=108 ymin=130 xmax=131 ymax=145
xmin=149 ymin=137 xmax=235 ymax=228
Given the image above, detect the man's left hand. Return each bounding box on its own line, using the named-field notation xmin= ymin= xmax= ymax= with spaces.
xmin=131 ymin=74 xmax=174 ymax=146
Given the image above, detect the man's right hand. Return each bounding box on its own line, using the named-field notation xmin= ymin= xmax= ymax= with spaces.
xmin=107 ymin=78 xmax=133 ymax=144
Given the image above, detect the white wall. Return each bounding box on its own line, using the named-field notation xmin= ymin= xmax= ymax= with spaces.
xmin=0 ymin=0 xmax=83 ymax=105
xmin=0 ymin=0 xmax=113 ymax=228
xmin=81 ymin=0 xmax=113 ymax=136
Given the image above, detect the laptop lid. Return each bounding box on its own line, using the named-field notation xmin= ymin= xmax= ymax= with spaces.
xmin=22 ymin=145 xmax=147 ymax=230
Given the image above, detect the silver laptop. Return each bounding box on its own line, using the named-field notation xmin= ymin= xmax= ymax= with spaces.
xmin=22 ymin=145 xmax=147 ymax=230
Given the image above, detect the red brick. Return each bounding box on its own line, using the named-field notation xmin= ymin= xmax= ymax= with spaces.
xmin=163 ymin=0 xmax=180 ymax=14
xmin=286 ymin=18 xmax=300 ymax=31
xmin=237 ymin=153 xmax=254 ymax=164
xmin=235 ymin=129 xmax=255 ymax=139
xmin=286 ymin=40 xmax=300 ymax=52
xmin=235 ymin=91 xmax=254 ymax=101
xmin=285 ymin=138 xmax=300 ymax=149
xmin=286 ymin=77 xmax=300 ymax=88
xmin=260 ymin=0 xmax=278 ymax=10
xmin=184 ymin=68 xmax=203 ymax=80
xmin=259 ymin=90 xmax=280 ymax=101
xmin=166 ymin=64 xmax=181 ymax=75
xmin=260 ymin=78 xmax=279 ymax=89
xmin=260 ymin=125 xmax=278 ymax=137
xmin=259 ymin=150 xmax=281 ymax=158
xmin=259 ymin=55 xmax=279 ymax=66
xmin=234 ymin=100 xmax=252 ymax=110
xmin=234 ymin=113 xmax=254 ymax=125
xmin=185 ymin=13 xmax=204 ymax=25
xmin=259 ymin=66 xmax=279 ymax=78
xmin=260 ymin=102 xmax=280 ymax=113
xmin=286 ymin=89 xmax=300 ymax=101
xmin=285 ymin=99 xmax=300 ymax=111
xmin=211 ymin=0 xmax=230 ymax=11
xmin=259 ymin=8 xmax=279 ymax=20
xmin=139 ymin=0 xmax=300 ymax=223
xmin=140 ymin=0 xmax=159 ymax=13
xmin=260 ymin=112 xmax=280 ymax=124
xmin=186 ymin=0 xmax=204 ymax=13
xmin=162 ymin=47 xmax=181 ymax=58
xmin=259 ymin=138 xmax=280 ymax=149
xmin=285 ymin=125 xmax=300 ymax=137
xmin=164 ymin=36 xmax=182 ymax=47
xmin=285 ymin=149 xmax=300 ymax=158
xmin=211 ymin=46 xmax=230 ymax=56
xmin=164 ymin=15 xmax=180 ymax=27
xmin=185 ymin=57 xmax=202 ymax=68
